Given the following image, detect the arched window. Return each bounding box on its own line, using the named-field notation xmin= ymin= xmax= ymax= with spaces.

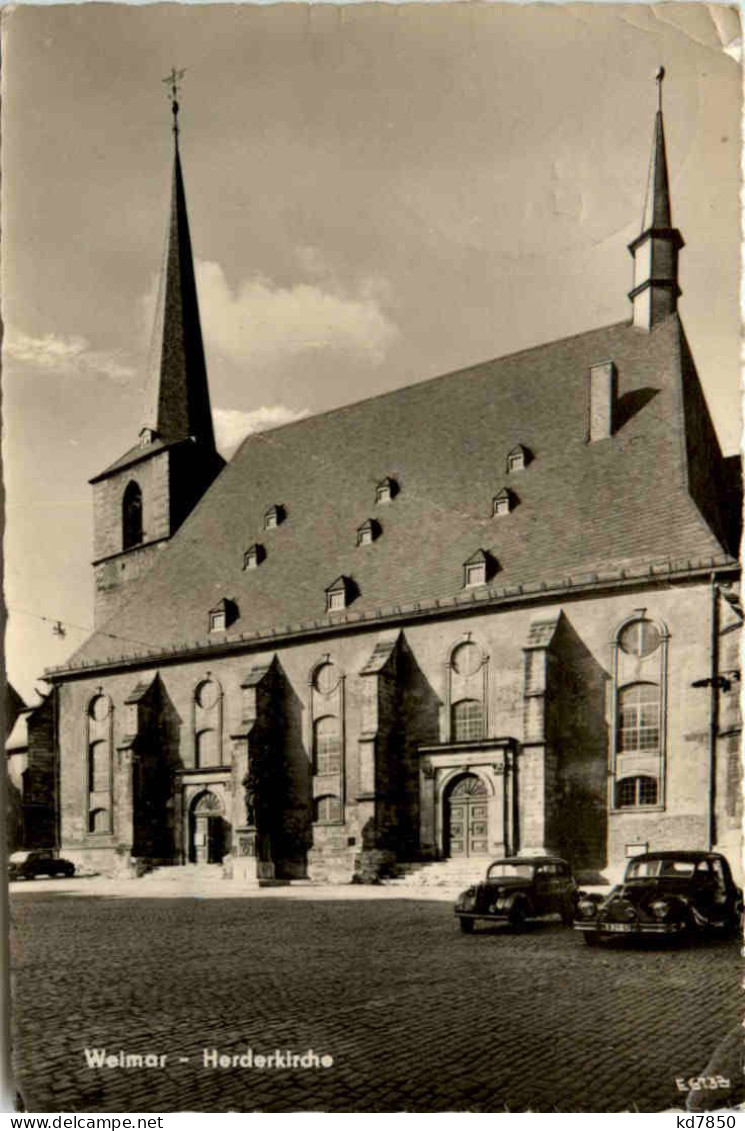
xmin=122 ymin=481 xmax=143 ymax=550
xmin=87 ymin=693 xmax=112 ymax=835
xmin=447 ymin=636 xmax=488 ymax=743
xmin=309 ymin=657 xmax=345 ymax=825
xmin=451 ymin=699 xmax=485 ymax=742
xmin=314 ymin=795 xmax=341 ymax=824
xmin=617 ymin=683 xmax=660 ymax=753
xmin=195 ymin=729 xmax=219 ymax=768
xmin=193 ymin=676 xmax=222 ymax=769
xmin=314 ymin=716 xmax=341 ymax=775
xmin=615 ymin=776 xmax=658 ymax=809
xmin=88 ymin=739 xmax=110 ymax=793
xmin=88 ymin=808 xmax=109 ymax=834
xmin=612 ymin=615 xmax=667 ymax=811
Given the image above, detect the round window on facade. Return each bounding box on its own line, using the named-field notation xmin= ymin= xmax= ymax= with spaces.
xmin=618 ymin=620 xmax=661 ymax=658
xmin=313 ymin=661 xmax=337 ymax=695
xmin=451 ymin=641 xmax=481 ymax=677
xmin=195 ymin=680 xmax=219 ymax=710
xmin=88 ymin=695 xmax=110 ymax=722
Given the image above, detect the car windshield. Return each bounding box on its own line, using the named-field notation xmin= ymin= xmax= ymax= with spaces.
xmin=487 ymin=862 xmax=535 ymax=880
xmin=626 ymin=857 xmax=697 ymax=879
xmin=9 ymin=852 xmax=31 ymax=863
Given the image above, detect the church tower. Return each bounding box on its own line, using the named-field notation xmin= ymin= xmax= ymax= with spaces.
xmin=90 ymin=74 xmax=224 ymax=627
xmin=628 ymin=68 xmax=684 ymax=331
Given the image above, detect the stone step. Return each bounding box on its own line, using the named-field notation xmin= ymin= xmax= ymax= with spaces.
xmin=139 ymin=864 xmax=228 ymax=881
xmin=384 ymin=858 xmax=492 ymax=887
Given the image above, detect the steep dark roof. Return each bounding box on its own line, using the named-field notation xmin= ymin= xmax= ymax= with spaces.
xmin=155 ymin=143 xmax=216 ymax=449
xmin=61 ymin=313 xmax=737 ymax=673
xmin=91 ymin=436 xmax=172 ymax=484
xmin=642 ymin=110 xmax=673 ymax=231
xmin=90 ymin=138 xmax=219 ymax=487
xmin=4 ymin=683 xmax=26 ymax=738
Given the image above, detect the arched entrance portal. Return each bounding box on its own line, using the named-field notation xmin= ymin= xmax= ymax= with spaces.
xmin=189 ymin=790 xmax=226 ymax=864
xmin=445 ymin=774 xmax=490 ymax=858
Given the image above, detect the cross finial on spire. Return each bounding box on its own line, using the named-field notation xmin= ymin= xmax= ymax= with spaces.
xmin=163 ymin=67 xmax=186 ymax=140
xmin=656 ymin=65 xmax=665 ymax=112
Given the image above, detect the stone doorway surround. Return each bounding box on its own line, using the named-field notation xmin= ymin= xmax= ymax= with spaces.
xmin=190 ymin=790 xmax=225 ymax=864
xmin=418 ymin=738 xmax=518 ymax=861
xmin=177 ymin=773 xmax=231 ymax=864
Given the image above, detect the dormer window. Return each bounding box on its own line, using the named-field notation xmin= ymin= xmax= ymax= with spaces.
xmin=465 ymin=562 xmax=486 ymax=587
xmin=492 ymin=488 xmax=515 ymax=517
xmin=243 ymin=543 xmax=266 ymax=570
xmin=357 ymin=519 xmax=380 ymax=546
xmin=138 ymin=427 xmax=157 ymax=449
xmin=506 ymin=444 xmax=531 ymax=473
xmin=325 ymin=576 xmax=355 ymax=613
xmin=375 ymin=477 xmax=398 ymax=504
xmin=209 ymin=597 xmax=238 ymax=633
xmin=264 ymin=505 xmax=285 ymax=530
xmin=328 ymin=590 xmax=345 ymax=612
xmin=463 ymin=550 xmax=496 ymax=588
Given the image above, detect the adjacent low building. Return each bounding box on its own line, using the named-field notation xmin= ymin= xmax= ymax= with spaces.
xmin=6 ymin=686 xmax=58 ymax=853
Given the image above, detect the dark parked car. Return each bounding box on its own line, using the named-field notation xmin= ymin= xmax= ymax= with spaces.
xmin=573 ymin=851 xmax=742 ymax=945
xmin=8 ymin=850 xmax=75 ymax=881
xmin=455 ymin=856 xmax=577 ymax=933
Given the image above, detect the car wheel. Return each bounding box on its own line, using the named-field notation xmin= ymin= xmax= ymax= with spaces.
xmin=706 ymin=913 xmax=740 ymax=938
xmin=459 ymin=917 xmax=474 ymax=934
xmin=62 ymin=864 xmax=75 ymax=878
xmin=560 ymin=902 xmax=574 ymax=927
xmin=509 ymin=904 xmax=527 ymax=931
xmin=583 ymin=932 xmax=600 ymax=947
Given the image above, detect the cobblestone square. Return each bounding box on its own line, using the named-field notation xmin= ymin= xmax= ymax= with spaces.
xmin=10 ymin=886 xmax=742 ymax=1112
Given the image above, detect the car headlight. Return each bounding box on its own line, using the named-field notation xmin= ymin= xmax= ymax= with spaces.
xmin=457 ymin=888 xmax=477 ymax=911
xmin=577 ymin=899 xmax=598 ymax=919
xmin=649 ymin=899 xmax=671 ymax=921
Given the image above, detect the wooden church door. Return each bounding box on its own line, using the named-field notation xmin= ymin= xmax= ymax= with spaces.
xmin=446 ymin=774 xmax=489 ymax=857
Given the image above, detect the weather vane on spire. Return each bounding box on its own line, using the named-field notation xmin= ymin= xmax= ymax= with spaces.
xmin=163 ymin=67 xmax=186 ymax=139
xmin=656 ymin=66 xmax=665 ymax=112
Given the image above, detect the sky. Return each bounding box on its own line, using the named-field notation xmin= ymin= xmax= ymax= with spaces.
xmin=2 ymin=2 xmax=741 ymax=702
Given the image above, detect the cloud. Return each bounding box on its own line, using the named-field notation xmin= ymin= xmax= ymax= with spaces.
xmin=195 ymin=261 xmax=398 ymax=368
xmin=213 ymin=404 xmax=310 ymax=456
xmin=4 ymin=328 xmax=136 ymax=383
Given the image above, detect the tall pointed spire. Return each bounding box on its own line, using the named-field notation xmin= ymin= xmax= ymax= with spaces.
xmin=628 ymin=67 xmax=684 ymax=331
xmin=641 ymin=69 xmax=672 ymax=230
xmin=89 ymin=72 xmax=224 ymax=628
xmin=154 ymin=69 xmax=216 ymax=449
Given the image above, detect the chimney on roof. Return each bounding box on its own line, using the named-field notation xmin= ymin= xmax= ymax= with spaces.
xmin=627 ymin=67 xmax=684 ymax=331
xmin=586 ymin=360 xmax=617 ymax=442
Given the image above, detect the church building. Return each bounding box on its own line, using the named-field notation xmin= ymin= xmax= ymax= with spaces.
xmin=40 ymin=79 xmax=742 ymax=884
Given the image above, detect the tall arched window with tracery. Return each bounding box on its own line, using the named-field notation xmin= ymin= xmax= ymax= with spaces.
xmin=612 ymin=615 xmax=668 ymax=810
xmin=314 ymin=715 xmax=342 ymax=775
xmin=122 ymin=481 xmax=143 ymax=550
xmin=451 ymin=699 xmax=485 ymax=742
xmin=87 ymin=693 xmax=113 ymax=834
xmin=193 ymin=676 xmax=223 ymax=768
xmin=309 ymin=658 xmax=344 ymax=824
xmin=446 ymin=637 xmax=489 ymax=743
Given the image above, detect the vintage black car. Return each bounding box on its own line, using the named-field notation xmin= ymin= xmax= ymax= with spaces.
xmin=573 ymin=851 xmax=742 ymax=945
xmin=455 ymin=856 xmax=577 ymax=933
xmin=8 ymin=850 xmax=75 ymax=881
